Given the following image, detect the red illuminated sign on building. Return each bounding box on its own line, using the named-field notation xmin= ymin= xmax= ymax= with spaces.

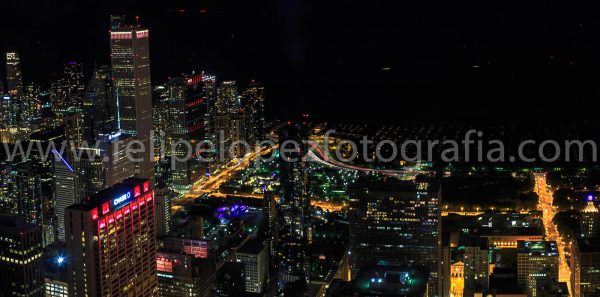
xmin=102 ymin=202 xmax=110 ymax=215
xmin=182 ymin=240 xmax=209 ymax=259
xmin=91 ymin=208 xmax=99 ymax=220
xmin=157 ymin=258 xmax=173 ymax=273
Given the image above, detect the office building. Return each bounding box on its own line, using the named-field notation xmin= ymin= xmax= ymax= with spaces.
xmin=348 ymin=178 xmax=441 ymax=297
xmin=517 ymin=240 xmax=559 ymax=297
xmin=236 ymin=238 xmax=268 ymax=294
xmin=163 ymin=74 xmax=206 ymax=193
xmin=154 ymin=186 xmax=173 ymax=238
xmin=581 ymin=196 xmax=599 ymax=238
xmin=0 ymin=216 xmax=44 ymax=296
xmin=98 ymin=131 xmax=136 ymax=187
xmin=241 ymin=80 xmax=266 ymax=142
xmin=53 ymin=150 xmax=76 ymax=242
xmin=262 ymin=191 xmax=278 ymax=279
xmin=84 ymin=66 xmax=116 ymax=144
xmin=277 ymin=122 xmax=311 ymax=288
xmin=457 ymin=237 xmax=489 ymax=296
xmin=157 ymin=237 xmax=217 ymax=297
xmin=110 ymin=16 xmax=154 ymax=183
xmin=6 ymin=52 xmax=25 ymax=126
xmin=42 ymin=247 xmax=69 ymax=297
xmin=570 ymin=237 xmax=600 ymax=297
xmin=50 ymin=62 xmax=85 ymax=115
xmin=65 ymin=178 xmax=157 ymax=297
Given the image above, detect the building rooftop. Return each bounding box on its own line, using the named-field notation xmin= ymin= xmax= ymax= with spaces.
xmin=67 ymin=178 xmax=149 ymax=211
xmin=517 ymin=240 xmax=558 ymax=256
xmin=237 ymin=238 xmax=264 ymax=255
xmin=353 ymin=262 xmax=428 ymax=297
xmin=0 ymin=216 xmax=38 ymax=235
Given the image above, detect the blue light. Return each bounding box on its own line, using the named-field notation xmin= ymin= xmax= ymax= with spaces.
xmin=57 ymin=256 xmax=65 ymax=265
xmin=52 ymin=149 xmax=74 ymax=172
xmin=112 ymin=191 xmax=133 ymax=209
xmin=588 ymin=195 xmax=594 ymax=202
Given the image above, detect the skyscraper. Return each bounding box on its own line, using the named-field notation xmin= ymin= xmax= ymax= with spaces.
xmin=6 ymin=52 xmax=23 ymax=98
xmin=262 ymin=191 xmax=278 ymax=281
xmin=348 ymin=178 xmax=441 ymax=297
xmin=517 ymin=241 xmax=559 ymax=297
xmin=50 ymin=62 xmax=85 ymax=115
xmin=53 ymin=150 xmax=76 ymax=242
xmin=110 ymin=16 xmax=154 ymax=184
xmin=277 ymin=122 xmax=311 ymax=289
xmin=163 ymin=74 xmax=207 ymax=193
xmin=84 ymin=66 xmax=117 ymax=144
xmin=571 ymin=237 xmax=600 ymax=297
xmin=581 ymin=196 xmax=599 ymax=238
xmin=235 ymin=238 xmax=268 ymax=294
xmin=65 ymin=178 xmax=157 ymax=297
xmin=5 ymin=52 xmax=25 ymax=126
xmin=0 ymin=216 xmax=44 ymax=297
xmin=242 ymin=80 xmax=266 ymax=143
xmin=157 ymin=237 xmax=217 ymax=297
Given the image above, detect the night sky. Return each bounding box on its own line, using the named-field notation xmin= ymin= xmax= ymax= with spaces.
xmin=2 ymin=0 xmax=599 ymax=124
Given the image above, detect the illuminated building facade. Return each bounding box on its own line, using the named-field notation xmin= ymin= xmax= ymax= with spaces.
xmin=163 ymin=74 xmax=207 ymax=192
xmin=277 ymin=122 xmax=311 ymax=288
xmin=45 ymin=278 xmax=68 ymax=297
xmin=216 ymin=81 xmax=240 ymax=115
xmin=570 ymin=237 xmax=600 ymax=297
xmin=110 ymin=16 xmax=154 ymax=184
xmin=262 ymin=191 xmax=278 ymax=279
xmin=5 ymin=52 xmax=25 ymax=126
xmin=153 ymin=186 xmax=173 ymax=238
xmin=456 ymin=237 xmax=489 ymax=296
xmin=66 ymin=178 xmax=157 ymax=297
xmin=54 ymin=150 xmax=76 ymax=242
xmin=450 ymin=261 xmax=465 ymax=297
xmin=50 ymin=62 xmax=85 ymax=115
xmin=235 ymin=239 xmax=268 ymax=294
xmin=517 ymin=240 xmax=559 ymax=297
xmin=84 ymin=66 xmax=116 ymax=144
xmin=241 ymin=80 xmax=266 ymax=142
xmin=98 ymin=132 xmax=136 ymax=187
xmin=157 ymin=237 xmax=217 ymax=297
xmin=581 ymin=195 xmax=599 ymax=238
xmin=0 ymin=216 xmax=44 ymax=296
xmin=348 ymin=179 xmax=441 ymax=297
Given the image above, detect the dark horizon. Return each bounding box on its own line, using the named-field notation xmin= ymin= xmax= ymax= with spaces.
xmin=2 ymin=0 xmax=600 ymax=124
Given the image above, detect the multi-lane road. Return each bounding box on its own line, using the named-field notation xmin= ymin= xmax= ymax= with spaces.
xmin=533 ymin=173 xmax=571 ymax=286
xmin=173 ymin=145 xmax=345 ymax=212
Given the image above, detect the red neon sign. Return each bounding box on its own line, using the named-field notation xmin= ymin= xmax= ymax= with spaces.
xmin=134 ymin=186 xmax=141 ymax=197
xmin=143 ymin=181 xmax=150 ymax=192
xmin=90 ymin=208 xmax=99 ymax=220
xmin=99 ymin=219 xmax=106 ymax=229
xmin=102 ymin=202 xmax=110 ymax=215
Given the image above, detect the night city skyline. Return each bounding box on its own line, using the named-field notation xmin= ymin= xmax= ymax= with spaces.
xmin=2 ymin=1 xmax=600 ymax=297
xmin=3 ymin=0 xmax=600 ymax=123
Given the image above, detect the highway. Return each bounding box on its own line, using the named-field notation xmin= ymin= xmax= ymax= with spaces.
xmin=533 ymin=172 xmax=571 ymax=291
xmin=305 ymin=142 xmax=427 ymax=178
xmin=172 ymin=145 xmax=345 ymax=212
